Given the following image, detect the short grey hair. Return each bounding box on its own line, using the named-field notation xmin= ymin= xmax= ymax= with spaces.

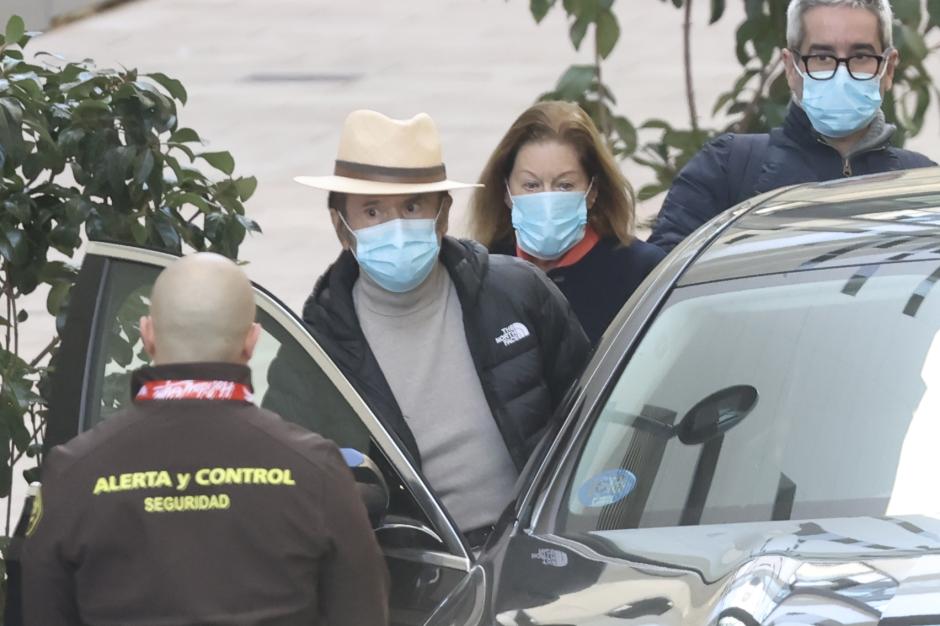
xmin=787 ymin=0 xmax=894 ymax=50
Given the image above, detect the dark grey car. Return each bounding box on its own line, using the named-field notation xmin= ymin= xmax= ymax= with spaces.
xmin=30 ymin=167 xmax=940 ymax=624
xmin=429 ymin=167 xmax=940 ymax=625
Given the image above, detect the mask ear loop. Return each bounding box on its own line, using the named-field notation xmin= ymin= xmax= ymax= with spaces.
xmin=334 ymin=211 xmax=363 ymax=261
xmin=431 ymin=195 xmax=449 ymax=227
xmin=335 ymin=210 xmax=358 ymax=239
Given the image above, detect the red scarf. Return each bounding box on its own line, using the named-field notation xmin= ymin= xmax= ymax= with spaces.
xmin=516 ymin=226 xmax=601 ymax=271
xmin=135 ymin=379 xmax=254 ymax=402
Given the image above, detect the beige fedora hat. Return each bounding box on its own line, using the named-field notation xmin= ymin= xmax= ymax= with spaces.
xmin=295 ymin=110 xmax=482 ymax=195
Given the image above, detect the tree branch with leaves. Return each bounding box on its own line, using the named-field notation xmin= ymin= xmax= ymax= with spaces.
xmin=527 ymin=0 xmax=940 ymax=202
xmin=0 ymin=14 xmax=262 ymax=552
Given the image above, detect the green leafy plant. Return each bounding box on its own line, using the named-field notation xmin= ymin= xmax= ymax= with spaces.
xmin=529 ymin=0 xmax=940 ymax=201
xmin=533 ymin=1 xmax=638 ymax=159
xmin=0 ymin=13 xmax=261 ymax=544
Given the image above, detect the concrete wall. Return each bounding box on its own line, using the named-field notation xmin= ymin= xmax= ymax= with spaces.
xmin=2 ymin=0 xmax=108 ymax=31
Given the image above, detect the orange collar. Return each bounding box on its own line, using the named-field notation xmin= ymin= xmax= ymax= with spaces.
xmin=516 ymin=226 xmax=600 ymax=271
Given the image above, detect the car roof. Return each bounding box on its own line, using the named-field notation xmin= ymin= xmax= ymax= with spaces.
xmin=677 ymin=166 xmax=940 ymax=287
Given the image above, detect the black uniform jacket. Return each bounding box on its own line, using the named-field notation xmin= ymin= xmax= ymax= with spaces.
xmin=279 ymin=237 xmax=591 ymax=471
xmin=21 ymin=362 xmax=388 ymax=626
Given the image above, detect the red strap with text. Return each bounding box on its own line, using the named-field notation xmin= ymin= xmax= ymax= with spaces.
xmin=135 ymin=380 xmax=254 ymax=402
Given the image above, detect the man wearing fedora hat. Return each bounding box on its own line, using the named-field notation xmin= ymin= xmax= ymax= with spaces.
xmin=271 ymin=110 xmax=590 ymax=546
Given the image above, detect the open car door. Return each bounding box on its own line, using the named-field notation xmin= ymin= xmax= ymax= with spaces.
xmin=41 ymin=241 xmax=471 ymax=625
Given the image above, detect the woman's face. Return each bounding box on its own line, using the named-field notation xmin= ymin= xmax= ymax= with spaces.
xmin=506 ymin=140 xmax=594 ymax=204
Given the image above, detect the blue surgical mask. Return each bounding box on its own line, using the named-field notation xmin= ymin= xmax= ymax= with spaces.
xmin=798 ymin=65 xmax=883 ymax=138
xmin=509 ymin=181 xmax=592 ymax=260
xmin=341 ymin=213 xmax=441 ymax=293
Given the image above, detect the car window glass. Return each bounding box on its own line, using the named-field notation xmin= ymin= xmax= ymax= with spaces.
xmin=555 ymin=261 xmax=940 ymax=535
xmin=88 ymin=262 xmax=157 ymax=424
xmin=84 ymin=261 xmax=366 ymax=448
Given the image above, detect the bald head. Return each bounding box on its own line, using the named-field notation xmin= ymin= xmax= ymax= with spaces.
xmin=140 ymin=253 xmax=260 ymax=365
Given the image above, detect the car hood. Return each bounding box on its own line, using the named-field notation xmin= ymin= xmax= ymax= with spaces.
xmin=485 ymin=515 xmax=940 ymax=625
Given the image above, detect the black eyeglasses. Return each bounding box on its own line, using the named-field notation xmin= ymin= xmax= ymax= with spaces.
xmin=794 ymin=49 xmax=891 ymax=81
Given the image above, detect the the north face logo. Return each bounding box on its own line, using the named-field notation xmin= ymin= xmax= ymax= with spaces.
xmin=495 ymin=322 xmax=530 ymax=346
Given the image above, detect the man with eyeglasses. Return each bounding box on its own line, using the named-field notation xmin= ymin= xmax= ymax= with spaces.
xmin=649 ymin=0 xmax=935 ymax=254
xmin=268 ymin=110 xmax=590 ymax=549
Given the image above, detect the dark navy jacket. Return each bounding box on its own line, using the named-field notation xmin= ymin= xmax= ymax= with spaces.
xmin=491 ymin=235 xmax=665 ymax=345
xmin=649 ymin=105 xmax=936 ymax=253
xmin=546 ymin=238 xmax=664 ymax=344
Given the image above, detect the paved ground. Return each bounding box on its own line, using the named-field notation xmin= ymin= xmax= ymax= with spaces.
xmin=4 ymin=0 xmax=940 ymax=520
xmin=6 ymin=0 xmax=101 ymax=30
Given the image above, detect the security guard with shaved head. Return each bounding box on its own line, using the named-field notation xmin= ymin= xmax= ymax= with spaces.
xmin=21 ymin=253 xmax=389 ymax=625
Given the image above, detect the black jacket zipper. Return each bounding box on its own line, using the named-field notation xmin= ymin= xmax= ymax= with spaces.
xmin=816 ymin=136 xmax=887 ymax=178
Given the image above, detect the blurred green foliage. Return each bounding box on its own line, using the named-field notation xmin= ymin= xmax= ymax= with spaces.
xmin=0 ymin=14 xmax=260 ymax=540
xmin=530 ymin=0 xmax=940 ymax=200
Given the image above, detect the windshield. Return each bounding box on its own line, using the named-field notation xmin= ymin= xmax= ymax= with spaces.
xmin=555 ymin=261 xmax=940 ymax=534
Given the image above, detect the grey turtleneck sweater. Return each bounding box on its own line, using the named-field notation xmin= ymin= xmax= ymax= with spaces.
xmin=353 ymin=263 xmax=518 ymax=531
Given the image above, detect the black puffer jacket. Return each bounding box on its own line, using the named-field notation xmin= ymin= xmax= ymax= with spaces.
xmin=302 ymin=237 xmax=591 ymax=471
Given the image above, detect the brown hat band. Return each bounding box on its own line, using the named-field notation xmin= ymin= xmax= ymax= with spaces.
xmin=334 ymin=160 xmax=447 ymax=184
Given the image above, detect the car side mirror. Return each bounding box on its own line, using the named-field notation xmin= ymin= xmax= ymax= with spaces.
xmin=340 ymin=449 xmax=389 ymax=528
xmin=676 ymin=385 xmax=759 ymax=445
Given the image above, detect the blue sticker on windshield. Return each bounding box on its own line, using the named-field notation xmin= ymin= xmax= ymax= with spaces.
xmin=578 ymin=469 xmax=636 ymax=508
